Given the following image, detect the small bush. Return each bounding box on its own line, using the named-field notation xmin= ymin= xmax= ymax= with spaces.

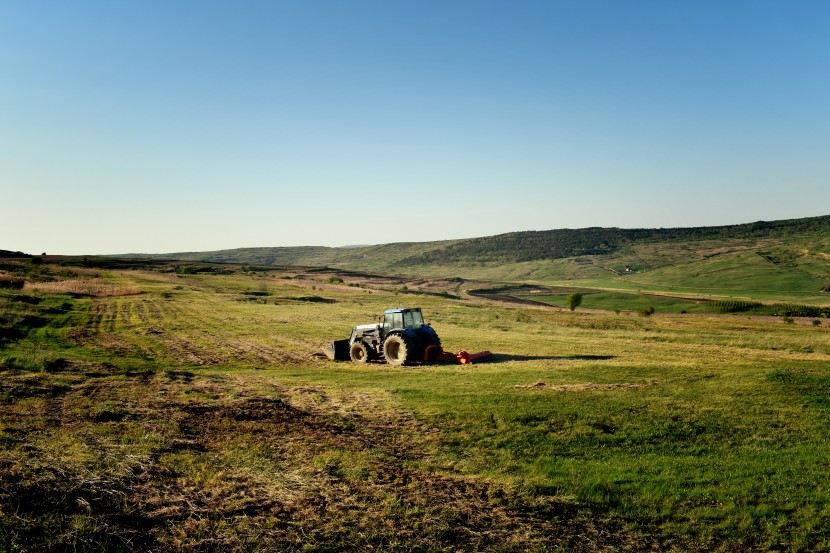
xmin=783 ymin=316 xmax=794 ymax=324
xmin=328 ymin=277 xmax=344 ymax=284
xmin=638 ymin=306 xmax=656 ymax=317
xmin=812 ymin=320 xmax=822 ymax=327
xmin=566 ymin=292 xmax=583 ymax=311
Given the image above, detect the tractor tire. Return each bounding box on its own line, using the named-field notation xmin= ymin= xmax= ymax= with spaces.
xmin=425 ymin=333 xmax=441 ymax=349
xmin=383 ymin=334 xmax=413 ymax=366
xmin=350 ymin=341 xmax=371 ymax=364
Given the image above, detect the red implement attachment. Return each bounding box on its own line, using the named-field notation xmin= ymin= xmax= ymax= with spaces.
xmin=455 ymin=350 xmax=493 ymax=364
xmin=424 ymin=345 xmax=493 ymax=365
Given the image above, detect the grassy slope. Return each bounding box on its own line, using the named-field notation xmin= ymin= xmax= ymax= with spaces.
xmin=117 ymin=216 xmax=830 ymax=304
xmin=2 ymin=262 xmax=830 ymax=551
xmin=122 ymin=239 xmax=463 ymax=273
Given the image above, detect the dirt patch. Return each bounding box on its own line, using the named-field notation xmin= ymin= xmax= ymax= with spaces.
xmin=0 ymin=369 xmax=650 ymax=552
xmin=165 ymin=392 xmax=643 ymax=552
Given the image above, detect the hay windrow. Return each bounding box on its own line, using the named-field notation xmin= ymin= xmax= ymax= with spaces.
xmin=515 ymin=381 xmax=654 ymax=391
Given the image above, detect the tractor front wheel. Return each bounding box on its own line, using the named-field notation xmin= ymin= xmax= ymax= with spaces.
xmin=383 ymin=334 xmax=413 ymax=366
xmin=350 ymin=341 xmax=371 ymax=364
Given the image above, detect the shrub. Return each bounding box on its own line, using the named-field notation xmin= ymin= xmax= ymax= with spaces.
xmin=566 ymin=293 xmax=583 ymax=311
xmin=812 ymin=319 xmax=822 ymax=327
xmin=638 ymin=306 xmax=656 ymax=317
xmin=783 ymin=316 xmax=794 ymax=324
xmin=328 ymin=277 xmax=344 ymax=284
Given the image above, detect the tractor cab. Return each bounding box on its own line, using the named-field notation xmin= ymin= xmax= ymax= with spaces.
xmin=382 ymin=308 xmax=425 ymax=335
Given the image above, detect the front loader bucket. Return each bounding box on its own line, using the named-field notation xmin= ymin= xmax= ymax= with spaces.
xmin=323 ymin=339 xmax=350 ymax=361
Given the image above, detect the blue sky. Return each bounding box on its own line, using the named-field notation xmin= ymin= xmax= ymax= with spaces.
xmin=2 ymin=1 xmax=829 ymax=254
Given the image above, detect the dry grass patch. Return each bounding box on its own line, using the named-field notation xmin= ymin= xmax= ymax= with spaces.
xmin=26 ymin=278 xmax=142 ymax=297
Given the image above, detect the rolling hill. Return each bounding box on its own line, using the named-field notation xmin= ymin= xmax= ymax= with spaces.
xmin=118 ymin=215 xmax=830 ymax=301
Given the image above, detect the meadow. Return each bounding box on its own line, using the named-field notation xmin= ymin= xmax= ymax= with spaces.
xmin=1 ymin=259 xmax=830 ymax=551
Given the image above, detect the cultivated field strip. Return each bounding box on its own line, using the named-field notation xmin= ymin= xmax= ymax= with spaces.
xmin=76 ymin=292 xmax=320 ymax=368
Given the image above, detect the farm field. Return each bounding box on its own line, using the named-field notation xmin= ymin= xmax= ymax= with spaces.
xmin=2 ymin=259 xmax=830 ymax=551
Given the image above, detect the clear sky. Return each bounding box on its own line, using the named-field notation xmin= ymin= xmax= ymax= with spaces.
xmin=2 ymin=1 xmax=829 ymax=255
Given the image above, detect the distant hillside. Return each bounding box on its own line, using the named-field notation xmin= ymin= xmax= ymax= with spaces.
xmin=399 ymin=215 xmax=830 ymax=265
xmin=121 ymin=240 xmax=463 ymax=272
xmin=116 ymin=215 xmax=830 ymax=299
xmin=123 ymin=215 xmax=830 ymax=267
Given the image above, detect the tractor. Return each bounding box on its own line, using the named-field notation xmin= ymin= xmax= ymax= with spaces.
xmin=323 ymin=307 xmax=442 ymax=366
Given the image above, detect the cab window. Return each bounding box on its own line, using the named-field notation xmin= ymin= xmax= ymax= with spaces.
xmin=386 ymin=312 xmax=403 ymax=329
xmin=403 ymin=310 xmax=423 ymax=328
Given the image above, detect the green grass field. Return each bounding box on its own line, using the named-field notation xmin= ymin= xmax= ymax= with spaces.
xmin=2 ymin=260 xmax=830 ymax=551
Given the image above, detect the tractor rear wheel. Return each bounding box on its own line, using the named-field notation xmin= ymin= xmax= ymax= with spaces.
xmin=423 ymin=332 xmax=442 ymax=362
xmin=383 ymin=334 xmax=413 ymax=366
xmin=350 ymin=341 xmax=371 ymax=364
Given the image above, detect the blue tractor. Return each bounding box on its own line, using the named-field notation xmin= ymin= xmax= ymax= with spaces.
xmin=323 ymin=307 xmax=442 ymax=366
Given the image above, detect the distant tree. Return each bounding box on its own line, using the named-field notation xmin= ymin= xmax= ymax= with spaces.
xmin=566 ymin=293 xmax=583 ymax=311
xmin=639 ymin=306 xmax=656 ymax=317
